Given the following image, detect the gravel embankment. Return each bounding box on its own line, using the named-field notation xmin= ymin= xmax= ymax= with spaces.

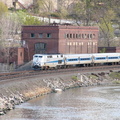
xmin=0 ymin=71 xmax=118 ymax=115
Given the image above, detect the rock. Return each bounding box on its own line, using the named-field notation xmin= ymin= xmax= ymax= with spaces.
xmin=53 ymin=88 xmax=63 ymax=93
xmin=0 ymin=111 xmax=4 ymax=115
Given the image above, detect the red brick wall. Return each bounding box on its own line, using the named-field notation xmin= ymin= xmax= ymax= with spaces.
xmin=18 ymin=47 xmax=24 ymax=65
xmin=0 ymin=47 xmax=24 ymax=66
xmin=58 ymin=26 xmax=98 ymax=54
xmin=22 ymin=25 xmax=99 ymax=62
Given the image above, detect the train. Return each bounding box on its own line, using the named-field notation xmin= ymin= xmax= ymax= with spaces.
xmin=32 ymin=53 xmax=120 ymax=70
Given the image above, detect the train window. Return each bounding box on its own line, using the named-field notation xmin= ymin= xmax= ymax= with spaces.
xmin=81 ymin=58 xmax=90 ymax=60
xmin=58 ymin=60 xmax=62 ymax=64
xmin=108 ymin=57 xmax=118 ymax=59
xmin=39 ymin=56 xmax=42 ymax=58
xmin=96 ymin=57 xmax=106 ymax=60
xmin=47 ymin=56 xmax=52 ymax=58
xmin=68 ymin=59 xmax=77 ymax=61
xmin=34 ymin=56 xmax=38 ymax=57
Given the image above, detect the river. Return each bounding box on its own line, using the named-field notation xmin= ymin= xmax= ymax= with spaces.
xmin=0 ymin=85 xmax=120 ymax=120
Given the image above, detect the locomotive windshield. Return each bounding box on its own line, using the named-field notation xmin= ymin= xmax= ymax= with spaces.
xmin=34 ymin=56 xmax=42 ymax=58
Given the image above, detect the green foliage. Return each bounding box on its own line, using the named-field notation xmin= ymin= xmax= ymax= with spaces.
xmin=16 ymin=11 xmax=28 ymax=24
xmin=72 ymin=75 xmax=78 ymax=81
xmin=109 ymin=72 xmax=120 ymax=79
xmin=23 ymin=16 xmax=44 ymax=25
xmin=99 ymin=48 xmax=106 ymax=53
xmin=89 ymin=75 xmax=98 ymax=79
xmin=0 ymin=1 xmax=8 ymax=16
xmin=112 ymin=80 xmax=120 ymax=84
xmin=13 ymin=11 xmax=45 ymax=25
xmin=50 ymin=13 xmax=60 ymax=18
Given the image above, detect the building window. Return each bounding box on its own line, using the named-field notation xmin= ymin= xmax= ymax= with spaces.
xmin=79 ymin=34 xmax=81 ymax=39
xmin=64 ymin=34 xmax=66 ymax=38
xmin=93 ymin=34 xmax=95 ymax=39
xmin=73 ymin=34 xmax=75 ymax=38
xmin=31 ymin=33 xmax=35 ymax=38
xmin=76 ymin=34 xmax=78 ymax=39
xmin=84 ymin=34 xmax=87 ymax=38
xmin=87 ymin=34 xmax=89 ymax=39
xmin=20 ymin=52 xmax=22 ymax=57
xmin=67 ymin=34 xmax=69 ymax=38
xmin=82 ymin=34 xmax=84 ymax=39
xmin=39 ymin=33 xmax=43 ymax=38
xmin=35 ymin=42 xmax=46 ymax=54
xmin=47 ymin=33 xmax=51 ymax=38
xmin=90 ymin=34 xmax=92 ymax=39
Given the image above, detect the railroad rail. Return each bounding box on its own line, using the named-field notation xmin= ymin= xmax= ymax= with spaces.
xmin=0 ymin=65 xmax=120 ymax=81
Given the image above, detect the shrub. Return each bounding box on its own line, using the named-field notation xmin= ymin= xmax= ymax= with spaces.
xmin=72 ymin=75 xmax=78 ymax=81
xmin=109 ymin=72 xmax=120 ymax=79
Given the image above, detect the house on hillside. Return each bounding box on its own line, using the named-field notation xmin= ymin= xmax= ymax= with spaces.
xmin=1 ymin=0 xmax=33 ymax=9
xmin=1 ymin=0 xmax=77 ymax=12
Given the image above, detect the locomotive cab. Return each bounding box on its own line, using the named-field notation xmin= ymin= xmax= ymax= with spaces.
xmin=32 ymin=54 xmax=44 ymax=69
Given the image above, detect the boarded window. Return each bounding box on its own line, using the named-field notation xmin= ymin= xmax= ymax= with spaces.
xmin=39 ymin=33 xmax=43 ymax=38
xmin=35 ymin=43 xmax=46 ymax=54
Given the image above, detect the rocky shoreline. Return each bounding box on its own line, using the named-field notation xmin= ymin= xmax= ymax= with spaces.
xmin=0 ymin=71 xmax=119 ymax=115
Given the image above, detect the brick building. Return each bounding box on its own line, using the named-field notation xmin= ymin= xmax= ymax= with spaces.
xmin=1 ymin=0 xmax=33 ymax=9
xmin=21 ymin=25 xmax=99 ymax=62
xmin=0 ymin=47 xmax=24 ymax=65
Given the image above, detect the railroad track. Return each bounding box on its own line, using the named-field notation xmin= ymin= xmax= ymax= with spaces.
xmin=0 ymin=65 xmax=120 ymax=81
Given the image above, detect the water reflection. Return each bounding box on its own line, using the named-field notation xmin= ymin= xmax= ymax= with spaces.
xmin=0 ymin=85 xmax=120 ymax=120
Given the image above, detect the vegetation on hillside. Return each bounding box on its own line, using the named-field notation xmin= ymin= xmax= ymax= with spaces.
xmin=0 ymin=2 xmax=46 ymax=66
xmin=0 ymin=0 xmax=120 ymax=66
xmin=33 ymin=0 xmax=120 ymax=47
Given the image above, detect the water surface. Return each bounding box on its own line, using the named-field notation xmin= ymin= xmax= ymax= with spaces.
xmin=1 ymin=85 xmax=120 ymax=120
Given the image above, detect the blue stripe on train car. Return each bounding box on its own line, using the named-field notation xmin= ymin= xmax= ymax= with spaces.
xmin=80 ymin=58 xmax=91 ymax=61
xmin=46 ymin=60 xmax=64 ymax=63
xmin=94 ymin=57 xmax=106 ymax=60
xmin=108 ymin=57 xmax=119 ymax=59
xmin=67 ymin=58 xmax=78 ymax=62
xmin=67 ymin=58 xmax=91 ymax=62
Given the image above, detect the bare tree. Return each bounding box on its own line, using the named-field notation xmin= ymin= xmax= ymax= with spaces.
xmin=0 ymin=14 xmax=21 ymax=66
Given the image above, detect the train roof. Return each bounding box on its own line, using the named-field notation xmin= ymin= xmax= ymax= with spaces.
xmin=33 ymin=53 xmax=120 ymax=57
xmin=33 ymin=54 xmax=63 ymax=56
xmin=92 ymin=53 xmax=120 ymax=55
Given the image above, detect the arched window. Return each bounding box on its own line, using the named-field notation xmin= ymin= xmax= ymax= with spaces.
xmin=35 ymin=42 xmax=46 ymax=54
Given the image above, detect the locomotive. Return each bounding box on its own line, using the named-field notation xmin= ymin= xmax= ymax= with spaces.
xmin=32 ymin=53 xmax=120 ymax=70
